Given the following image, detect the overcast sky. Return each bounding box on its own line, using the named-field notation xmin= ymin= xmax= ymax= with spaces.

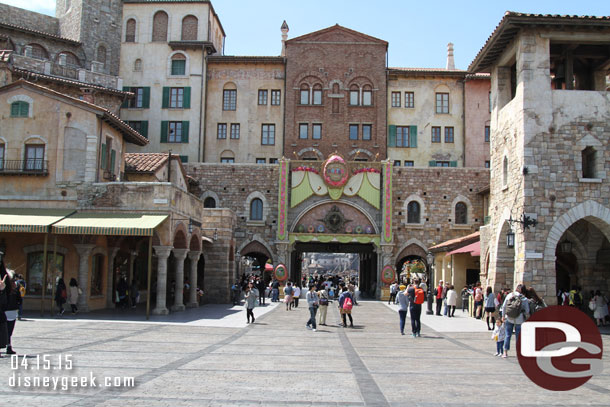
xmin=2 ymin=0 xmax=609 ymax=69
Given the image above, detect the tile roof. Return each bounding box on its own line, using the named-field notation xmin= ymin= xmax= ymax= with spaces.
xmin=208 ymin=55 xmax=286 ymax=64
xmin=0 ymin=21 xmax=80 ymax=45
xmin=0 ymin=49 xmax=12 ymax=62
xmin=429 ymin=231 xmax=480 ymax=252
xmin=388 ymin=67 xmax=468 ymax=77
xmin=288 ymin=24 xmax=388 ymax=46
xmin=124 ymin=153 xmax=169 ymax=173
xmin=469 ymin=11 xmax=610 ymax=72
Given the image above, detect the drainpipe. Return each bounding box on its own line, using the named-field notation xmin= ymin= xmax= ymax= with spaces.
xmin=96 ymin=117 xmax=103 ymax=182
xmin=198 ymin=44 xmax=206 ymax=162
xmin=462 ymin=77 xmax=466 ymax=167
xmin=202 ymin=49 xmax=209 ymax=162
xmin=168 ymin=149 xmax=172 ymax=182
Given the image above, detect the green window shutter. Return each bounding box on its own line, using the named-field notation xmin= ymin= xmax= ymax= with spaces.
xmin=140 ymin=121 xmax=148 ymax=139
xmin=388 ymin=125 xmax=396 ymax=147
xmin=409 ymin=125 xmax=417 ymax=148
xmin=142 ymin=87 xmax=150 ymax=108
xmin=162 ymin=87 xmax=170 ymax=108
xmin=183 ymin=87 xmax=191 ymax=109
xmin=182 ymin=121 xmax=189 ymax=143
xmin=428 ymin=160 xmax=436 ymax=167
xmin=10 ymin=102 xmax=19 ymax=116
xmin=100 ymin=143 xmax=107 ymax=169
xmin=179 ymin=155 xmax=188 ymax=163
xmin=450 ymin=161 xmax=458 ymax=167
xmin=110 ymin=150 xmax=116 ymax=175
xmin=160 ymin=121 xmax=168 ymax=143
xmin=121 ymin=87 xmax=130 ymax=108
xmin=20 ymin=102 xmax=29 ymax=116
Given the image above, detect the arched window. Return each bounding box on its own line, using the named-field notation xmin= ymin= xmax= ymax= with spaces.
xmin=10 ymin=101 xmax=29 ymax=117
xmin=125 ymin=18 xmax=136 ymax=42
xmin=407 ymin=201 xmax=420 ymax=224
xmin=170 ymin=53 xmax=186 ymax=75
xmin=312 ymin=84 xmax=323 ymax=105
xmin=582 ymin=147 xmax=596 ymax=179
xmin=152 ymin=11 xmax=168 ymax=42
xmin=349 ymin=85 xmax=359 ymax=105
xmin=96 ymin=45 xmax=107 ymax=65
xmin=181 ymin=15 xmax=198 ymax=40
xmin=455 ymin=202 xmax=467 ymax=224
xmin=362 ymin=84 xmax=372 ymax=106
xmin=57 ymin=51 xmax=80 ymax=67
xmin=502 ymin=156 xmax=508 ymax=187
xmin=300 ymin=83 xmax=310 ymax=105
xmin=25 ymin=43 xmax=48 ymax=60
xmin=134 ymin=58 xmax=142 ymax=72
xmin=250 ymin=198 xmax=263 ymax=221
xmin=204 ymin=197 xmax=216 ymax=208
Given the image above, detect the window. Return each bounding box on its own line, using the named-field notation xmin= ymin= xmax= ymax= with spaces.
xmin=485 ymin=126 xmax=490 ymax=143
xmin=127 ymin=87 xmax=146 ymax=108
xmin=223 ymin=89 xmax=236 ymax=110
xmin=405 ymin=92 xmax=414 ymax=108
xmin=152 ymin=11 xmax=168 ymax=42
xmin=258 ymin=89 xmax=268 ymax=105
xmin=125 ymin=18 xmax=136 ymax=42
xmin=0 ymin=143 xmax=4 ymax=170
xmin=203 ymin=197 xmax=216 ymax=208
xmin=391 ymin=92 xmax=401 ymax=107
xmin=250 ymin=198 xmax=263 ymax=221
xmin=502 ymin=156 xmax=508 ymax=187
xmin=24 ymin=144 xmax=44 ymax=171
xmin=168 ymin=121 xmax=183 ymax=143
xmin=256 ymin=158 xmax=266 ymax=164
xmin=57 ymin=51 xmax=80 ymax=67
xmin=25 ymin=44 xmax=49 ymax=60
xmin=91 ymin=254 xmax=104 ymax=296
xmin=269 ymin=158 xmax=278 ymax=164
xmin=27 ymin=252 xmax=64 ymax=295
xmin=170 ymin=87 xmax=184 ymax=108
xmin=455 ymin=202 xmax=468 ymax=224
xmin=582 ymin=147 xmax=596 ymax=178
xmin=126 ymin=121 xmax=148 ymax=138
xmin=485 ymin=161 xmax=490 ymax=168
xmin=362 ymin=124 xmax=371 ymax=140
xmin=179 ymin=155 xmax=188 ymax=163
xmin=230 ymin=124 xmax=240 ymax=139
xmin=96 ymin=45 xmax=107 ymax=65
xmin=261 ymin=124 xmax=275 ymax=145
xmin=396 ymin=126 xmax=409 ymax=147
xmin=407 ymin=201 xmax=421 ymax=224
xmin=171 ymin=54 xmax=186 ymax=75
xmin=349 ymin=124 xmax=358 ymax=140
xmin=362 ymin=86 xmax=372 ymax=106
xmin=300 ymin=87 xmax=309 ymax=105
xmin=134 ymin=58 xmax=142 ymax=72
xmin=217 ymin=123 xmax=227 ymax=139
xmin=299 ymin=124 xmax=308 ymax=139
xmin=10 ymin=101 xmax=29 ymax=117
xmin=431 ymin=127 xmax=441 ymax=143
xmin=312 ymin=124 xmax=321 ymax=140
xmin=436 ymin=161 xmax=450 ymax=167
xmin=271 ymin=90 xmax=281 ymax=105
xmin=435 ymin=92 xmax=449 ymax=114
xmin=393 ymin=160 xmax=401 ymax=167
xmin=220 ymin=157 xmax=234 ymax=163
xmin=404 ymin=161 xmax=414 ymax=167
xmin=445 ymin=127 xmax=454 ymax=143
xmin=101 ymin=137 xmax=112 ymax=172
xmin=181 ymin=15 xmax=198 ymax=41
xmin=349 ymin=86 xmax=359 ymax=105
xmin=312 ymin=85 xmax=322 ymax=105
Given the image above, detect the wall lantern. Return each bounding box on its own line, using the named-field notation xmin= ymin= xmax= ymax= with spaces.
xmin=560 ymin=239 xmax=572 ymax=254
xmin=506 ymin=229 xmax=515 ymax=248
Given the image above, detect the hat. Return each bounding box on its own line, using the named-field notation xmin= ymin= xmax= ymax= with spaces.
xmin=399 ymin=285 xmax=406 ymax=291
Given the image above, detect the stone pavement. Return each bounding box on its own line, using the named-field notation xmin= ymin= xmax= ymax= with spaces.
xmin=0 ymin=301 xmax=608 ymax=406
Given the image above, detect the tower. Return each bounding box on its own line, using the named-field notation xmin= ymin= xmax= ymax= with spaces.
xmin=281 ymin=20 xmax=289 ymax=57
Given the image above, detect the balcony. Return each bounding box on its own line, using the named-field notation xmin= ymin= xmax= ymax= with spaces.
xmin=0 ymin=160 xmax=49 ymax=176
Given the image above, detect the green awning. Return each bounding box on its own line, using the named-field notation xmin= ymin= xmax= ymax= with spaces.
xmin=52 ymin=213 xmax=168 ymax=236
xmin=0 ymin=208 xmax=75 ymax=233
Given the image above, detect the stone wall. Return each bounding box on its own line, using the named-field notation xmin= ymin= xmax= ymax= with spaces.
xmin=464 ymin=77 xmax=491 ymax=168
xmin=0 ymin=4 xmax=59 ymax=35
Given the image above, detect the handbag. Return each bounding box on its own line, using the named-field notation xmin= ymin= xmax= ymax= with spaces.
xmin=320 ymin=297 xmax=329 ymax=306
xmin=589 ymin=300 xmax=597 ymax=311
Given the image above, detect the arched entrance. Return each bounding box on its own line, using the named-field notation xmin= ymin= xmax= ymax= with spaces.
xmin=494 ymin=220 xmax=515 ymax=291
xmin=238 ymin=239 xmax=273 ymax=284
xmin=395 ymin=242 xmax=428 ymax=285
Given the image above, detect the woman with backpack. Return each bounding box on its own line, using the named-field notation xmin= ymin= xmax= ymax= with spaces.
xmin=500 ymin=284 xmax=530 ymax=358
xmin=338 ymin=286 xmax=353 ymax=328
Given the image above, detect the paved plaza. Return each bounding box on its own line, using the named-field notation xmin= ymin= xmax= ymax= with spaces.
xmin=0 ymin=301 xmax=609 ymax=406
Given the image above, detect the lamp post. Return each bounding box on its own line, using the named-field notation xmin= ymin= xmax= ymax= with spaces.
xmin=426 ymin=251 xmax=435 ymax=315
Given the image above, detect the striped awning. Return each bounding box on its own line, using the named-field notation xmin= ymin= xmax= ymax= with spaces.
xmin=52 ymin=213 xmax=168 ymax=236
xmin=0 ymin=208 xmax=75 ymax=233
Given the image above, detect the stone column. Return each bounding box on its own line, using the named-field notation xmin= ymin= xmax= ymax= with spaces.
xmin=128 ymin=251 xmax=137 ymax=284
xmin=74 ymin=244 xmax=95 ymax=312
xmin=152 ymin=246 xmax=172 ymax=315
xmin=106 ymin=247 xmax=119 ymax=308
xmin=441 ymin=256 xmax=448 ymax=283
xmin=171 ymin=249 xmax=189 ymax=312
xmin=187 ymin=251 xmax=201 ymax=308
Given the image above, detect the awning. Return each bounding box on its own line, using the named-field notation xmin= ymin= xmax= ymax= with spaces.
xmin=202 ymin=236 xmax=214 ymax=244
xmin=52 ymin=213 xmax=168 ymax=236
xmin=447 ymin=241 xmax=481 ymax=257
xmin=0 ymin=208 xmax=75 ymax=233
xmin=264 ymin=263 xmax=274 ymax=271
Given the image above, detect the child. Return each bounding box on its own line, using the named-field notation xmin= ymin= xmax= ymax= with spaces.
xmin=492 ymin=319 xmax=506 ymax=356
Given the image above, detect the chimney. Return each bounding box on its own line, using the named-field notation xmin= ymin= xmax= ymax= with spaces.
xmin=446 ymin=42 xmax=455 ymax=70
xmin=281 ymin=20 xmax=289 ymax=57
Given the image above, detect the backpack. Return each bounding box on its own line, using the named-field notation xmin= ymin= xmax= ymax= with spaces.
xmin=528 ymin=298 xmax=546 ymax=315
xmin=505 ymin=294 xmax=523 ymax=319
xmin=572 ymin=292 xmax=583 ymax=307
xmin=19 ymin=284 xmax=26 ymax=298
xmin=414 ymin=288 xmax=425 ymax=305
xmin=343 ymin=296 xmax=353 ymax=311
xmin=284 ymin=286 xmax=293 ymax=296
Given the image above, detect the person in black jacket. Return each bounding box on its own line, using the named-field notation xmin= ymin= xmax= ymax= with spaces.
xmin=1 ymin=261 xmax=21 ymax=355
xmin=0 ymin=259 xmax=10 ymax=356
xmin=55 ymin=278 xmax=67 ymax=316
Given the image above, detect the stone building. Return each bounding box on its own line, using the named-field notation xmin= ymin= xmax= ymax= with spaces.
xmin=472 ymin=13 xmax=610 ymax=302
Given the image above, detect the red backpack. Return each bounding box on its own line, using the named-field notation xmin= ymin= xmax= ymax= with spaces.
xmin=343 ymin=296 xmax=353 ymax=311
xmin=414 ymin=288 xmax=424 ymax=305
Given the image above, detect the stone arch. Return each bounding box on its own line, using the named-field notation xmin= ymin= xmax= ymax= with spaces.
xmin=403 ymin=194 xmax=426 ymax=225
xmin=8 ymin=94 xmax=34 ymax=118
xmin=347 ymin=75 xmax=374 ymax=88
xmin=328 ymin=79 xmax=344 ymax=91
xmin=238 ymin=237 xmax=274 ymax=263
xmin=395 ymin=238 xmax=428 ymax=260
xmin=223 ymin=81 xmax=237 ymax=90
xmin=291 ymin=71 xmax=325 ymax=88
xmin=290 ymin=198 xmax=379 ymax=235
xmin=24 ymin=43 xmax=49 ymax=59
xmin=152 ymin=10 xmax=169 ymax=42
xmin=200 ymin=190 xmax=220 ymax=208
xmin=244 ymin=191 xmax=269 ymax=223
xmin=173 ymin=226 xmax=188 ymax=249
xmin=56 ymin=51 xmax=80 ymax=67
xmin=451 ymin=194 xmax=473 ymax=226
xmin=296 ymin=147 xmax=323 ymax=160
xmin=434 ymin=83 xmax=451 ymax=93
xmin=189 ymin=231 xmax=201 ymax=252
xmin=95 ymin=42 xmax=108 ymax=65
xmin=348 ymin=148 xmax=373 ymax=159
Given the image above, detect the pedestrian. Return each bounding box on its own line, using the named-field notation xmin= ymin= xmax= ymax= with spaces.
xmin=569 ymin=286 xmax=583 ymax=309
xmin=338 ymin=286 xmax=354 ymax=328
xmin=491 ymin=318 xmax=506 ymax=357
xmin=271 ymin=279 xmax=280 ymax=302
xmin=55 ymin=278 xmax=67 ymax=316
xmin=591 ymin=290 xmax=608 ymax=326
xmin=244 ymin=282 xmax=258 ymax=323
xmin=0 ymin=268 xmax=20 ymax=355
xmin=318 ymin=285 xmax=330 ymax=326
xmin=256 ymin=277 xmax=266 ymax=306
xmin=435 ymin=280 xmax=444 ymax=316
xmin=407 ymin=278 xmax=424 ymax=337
xmin=306 ymin=284 xmax=319 ymax=331
xmin=460 ymin=285 xmax=469 ymax=313
xmin=388 ymin=281 xmax=398 ymax=304
xmin=446 ymin=284 xmax=457 ymax=317
xmin=283 ymin=282 xmax=294 ymax=311
xmin=293 ymin=284 xmax=301 ymax=308
xmin=130 ymin=279 xmax=139 ymax=308
xmin=473 ymin=282 xmax=483 ymax=319
xmin=500 ymin=284 xmax=530 ymax=358
xmin=396 ymin=285 xmax=408 ymax=335
xmin=117 ymin=277 xmax=128 ymax=309
xmin=231 ymin=281 xmax=241 ymax=305
xmin=348 ymin=282 xmax=358 ymax=305
xmin=15 ymin=274 xmax=26 ymax=320
xmin=68 ymin=278 xmax=80 ymax=314
xmin=525 ymin=287 xmax=546 ymax=316
xmin=484 ymin=286 xmax=496 ymax=330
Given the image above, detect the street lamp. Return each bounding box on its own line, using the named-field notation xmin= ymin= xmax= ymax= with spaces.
xmin=506 ymin=229 xmax=515 ymax=248
xmin=426 ymin=251 xmax=434 ymax=315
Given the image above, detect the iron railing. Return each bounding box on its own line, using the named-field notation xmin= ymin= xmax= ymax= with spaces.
xmin=0 ymin=160 xmax=49 ymax=175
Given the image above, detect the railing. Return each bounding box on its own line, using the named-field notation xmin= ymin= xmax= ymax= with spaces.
xmin=0 ymin=160 xmax=49 ymax=175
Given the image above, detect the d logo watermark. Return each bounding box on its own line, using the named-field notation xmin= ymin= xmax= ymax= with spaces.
xmin=517 ymin=305 xmax=604 ymax=391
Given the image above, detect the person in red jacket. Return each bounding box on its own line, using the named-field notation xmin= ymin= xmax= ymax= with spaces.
xmin=435 ymin=280 xmax=444 ymax=316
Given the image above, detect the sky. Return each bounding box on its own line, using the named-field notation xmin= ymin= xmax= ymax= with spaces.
xmin=2 ymin=0 xmax=609 ymax=69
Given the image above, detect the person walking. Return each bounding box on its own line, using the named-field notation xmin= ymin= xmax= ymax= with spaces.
xmin=244 ymin=282 xmax=258 ymax=323
xmin=306 ymin=285 xmax=319 ymax=331
xmin=407 ymin=279 xmax=424 ymax=337
xmin=55 ymin=278 xmax=67 ymax=316
xmin=117 ymin=277 xmax=128 ymax=309
xmin=473 ymin=282 xmax=484 ymax=319
xmin=446 ymin=284 xmax=457 ymax=317
xmin=271 ymin=279 xmax=280 ymax=302
xmin=435 ymin=280 xmax=444 ymax=316
xmin=388 ymin=281 xmax=398 ymax=304
xmin=396 ymin=285 xmax=408 ymax=335
xmin=492 ymin=319 xmax=506 ymax=357
xmin=348 ymin=282 xmax=358 ymax=305
xmin=592 ymin=290 xmax=608 ymax=326
xmin=500 ymin=284 xmax=530 ymax=358
xmin=0 ymin=269 xmax=20 ymax=355
xmin=256 ymin=277 xmax=266 ymax=306
xmin=231 ymin=281 xmax=241 ymax=305
xmin=68 ymin=278 xmax=80 ymax=314
xmin=283 ymin=282 xmax=294 ymax=311
xmin=338 ymin=286 xmax=354 ymax=328
xmin=318 ymin=285 xmax=330 ymax=326
xmin=293 ymin=284 xmax=301 ymax=308
xmin=460 ymin=285 xmax=469 ymax=313
xmin=525 ymin=286 xmax=546 ymax=316
xmin=484 ymin=286 xmax=496 ymax=330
